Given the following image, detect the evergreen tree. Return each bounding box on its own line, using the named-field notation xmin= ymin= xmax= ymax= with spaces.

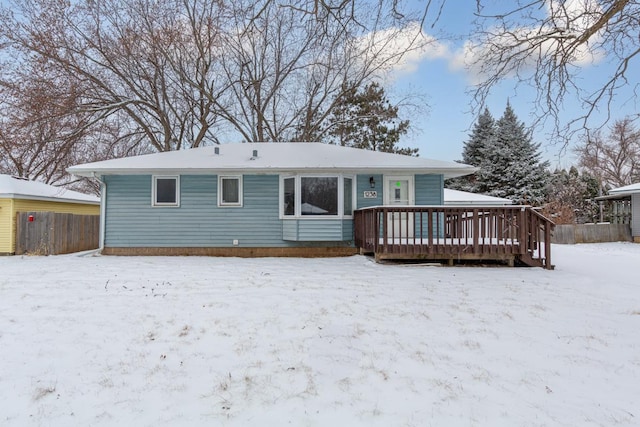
xmin=448 ymin=107 xmax=495 ymax=191
xmin=462 ymin=107 xmax=495 ymax=166
xmin=327 ymin=82 xmax=417 ymax=156
xmin=476 ymin=102 xmax=550 ymax=205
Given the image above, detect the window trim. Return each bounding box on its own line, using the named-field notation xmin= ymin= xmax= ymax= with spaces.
xmin=279 ymin=174 xmax=355 ymax=219
xmin=152 ymin=175 xmax=180 ymax=207
xmin=218 ymin=175 xmax=243 ymax=207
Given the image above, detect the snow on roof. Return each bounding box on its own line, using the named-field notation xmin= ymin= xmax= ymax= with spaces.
xmin=67 ymin=142 xmax=477 ymax=179
xmin=609 ymin=182 xmax=640 ymax=195
xmin=444 ymin=188 xmax=513 ymax=206
xmin=0 ymin=175 xmax=99 ymax=204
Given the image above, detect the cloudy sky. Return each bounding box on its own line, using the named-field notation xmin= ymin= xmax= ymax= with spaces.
xmin=385 ymin=1 xmax=638 ymax=168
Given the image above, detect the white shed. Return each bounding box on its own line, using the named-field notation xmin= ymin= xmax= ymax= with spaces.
xmin=443 ymin=189 xmax=513 ymax=206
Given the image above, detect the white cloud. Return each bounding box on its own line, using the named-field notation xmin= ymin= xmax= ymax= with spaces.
xmin=449 ymin=0 xmax=606 ymax=84
xmin=357 ymin=21 xmax=452 ymax=80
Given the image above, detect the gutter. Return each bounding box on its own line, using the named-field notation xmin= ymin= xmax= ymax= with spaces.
xmin=94 ymin=173 xmax=107 ymax=252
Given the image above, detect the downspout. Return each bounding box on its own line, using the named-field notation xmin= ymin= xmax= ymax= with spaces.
xmin=93 ymin=173 xmax=106 ymax=252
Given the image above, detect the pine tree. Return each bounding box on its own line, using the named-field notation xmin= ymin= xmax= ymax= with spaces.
xmin=327 ymin=82 xmax=417 ymax=156
xmin=448 ymin=107 xmax=495 ymax=191
xmin=476 ymin=102 xmax=550 ymax=205
xmin=462 ymin=107 xmax=495 ymax=166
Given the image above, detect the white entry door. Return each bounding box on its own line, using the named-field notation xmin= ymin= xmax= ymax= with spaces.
xmin=384 ymin=176 xmax=414 ymax=240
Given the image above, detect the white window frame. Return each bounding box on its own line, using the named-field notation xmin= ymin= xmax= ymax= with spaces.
xmin=343 ymin=176 xmax=355 ymax=217
xmin=152 ymin=175 xmax=180 ymax=207
xmin=218 ymin=175 xmax=243 ymax=207
xmin=279 ymin=174 xmax=355 ymax=219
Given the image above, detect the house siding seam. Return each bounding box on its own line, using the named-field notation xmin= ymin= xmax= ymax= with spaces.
xmin=104 ymin=174 xmax=352 ymax=248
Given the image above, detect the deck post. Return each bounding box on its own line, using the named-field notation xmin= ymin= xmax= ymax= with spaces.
xmin=472 ymin=209 xmax=480 ymax=252
xmin=544 ymin=219 xmax=552 ymax=269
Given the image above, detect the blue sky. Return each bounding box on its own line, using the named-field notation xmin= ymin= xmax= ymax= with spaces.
xmin=388 ymin=1 xmax=639 ymax=169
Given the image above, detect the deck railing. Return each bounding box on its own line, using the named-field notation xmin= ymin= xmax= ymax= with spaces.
xmin=353 ymin=205 xmax=554 ymax=269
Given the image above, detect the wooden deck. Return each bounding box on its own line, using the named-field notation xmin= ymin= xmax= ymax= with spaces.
xmin=354 ymin=206 xmax=555 ymax=269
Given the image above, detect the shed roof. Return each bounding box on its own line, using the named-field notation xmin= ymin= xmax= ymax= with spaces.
xmin=0 ymin=175 xmax=99 ymax=204
xmin=67 ymin=142 xmax=477 ymax=179
xmin=609 ymin=182 xmax=640 ymax=195
xmin=596 ymin=182 xmax=640 ymax=201
xmin=443 ymin=188 xmax=514 ymax=206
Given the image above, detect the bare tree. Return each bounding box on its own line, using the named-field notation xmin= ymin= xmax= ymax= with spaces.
xmin=214 ymin=0 xmax=431 ymax=142
xmin=576 ymin=117 xmax=640 ymax=189
xmin=0 ymin=57 xmax=92 ymax=184
xmin=0 ymin=0 xmax=228 ymax=152
xmin=459 ymin=0 xmax=640 ymax=143
xmin=1 ymin=0 xmax=432 ymax=152
xmin=280 ymin=1 xmax=640 ymax=143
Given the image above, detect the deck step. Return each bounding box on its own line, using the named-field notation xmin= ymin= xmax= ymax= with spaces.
xmin=518 ymin=253 xmax=546 ymax=269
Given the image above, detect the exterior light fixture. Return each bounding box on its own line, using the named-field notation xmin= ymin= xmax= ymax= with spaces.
xmin=369 ymin=176 xmax=375 ymax=188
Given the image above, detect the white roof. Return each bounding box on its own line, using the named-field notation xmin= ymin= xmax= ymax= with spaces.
xmin=444 ymin=188 xmax=513 ymax=206
xmin=0 ymin=175 xmax=99 ymax=204
xmin=609 ymin=182 xmax=640 ymax=195
xmin=67 ymin=142 xmax=477 ymax=179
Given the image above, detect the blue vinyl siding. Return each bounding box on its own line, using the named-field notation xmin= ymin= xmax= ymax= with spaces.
xmin=342 ymin=219 xmax=354 ymax=241
xmin=357 ymin=174 xmax=383 ymax=208
xmin=104 ymin=174 xmax=352 ymax=247
xmin=298 ymin=220 xmax=344 ymax=241
xmin=415 ymin=174 xmax=444 ymax=238
xmin=283 ymin=219 xmax=352 ymax=241
xmin=282 ymin=220 xmax=298 ymax=241
xmin=415 ymin=174 xmax=444 ymax=205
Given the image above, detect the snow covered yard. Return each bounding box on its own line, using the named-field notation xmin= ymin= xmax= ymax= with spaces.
xmin=0 ymin=243 xmax=638 ymax=426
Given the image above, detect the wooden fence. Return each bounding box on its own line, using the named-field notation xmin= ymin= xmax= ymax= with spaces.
xmin=551 ymin=223 xmax=632 ymax=244
xmin=15 ymin=211 xmax=100 ymax=255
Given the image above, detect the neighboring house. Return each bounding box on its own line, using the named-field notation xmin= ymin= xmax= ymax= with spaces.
xmin=0 ymin=175 xmax=100 ymax=255
xmin=607 ymin=182 xmax=640 ymax=242
xmin=67 ymin=142 xmax=476 ymax=256
xmin=443 ymin=188 xmax=513 ymax=206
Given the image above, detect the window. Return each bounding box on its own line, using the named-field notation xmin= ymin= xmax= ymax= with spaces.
xmin=301 ymin=177 xmax=337 ymax=216
xmin=281 ymin=175 xmax=354 ymax=218
xmin=343 ymin=177 xmax=353 ymax=216
xmin=283 ymin=177 xmax=295 ymax=216
xmin=153 ymin=176 xmax=179 ymax=206
xmin=219 ymin=176 xmax=242 ymax=206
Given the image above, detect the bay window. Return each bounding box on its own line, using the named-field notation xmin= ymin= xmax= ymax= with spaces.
xmin=281 ymin=175 xmax=354 ymax=218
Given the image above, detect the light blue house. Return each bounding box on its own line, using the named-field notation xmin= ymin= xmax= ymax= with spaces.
xmin=68 ymin=142 xmax=476 ymax=256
